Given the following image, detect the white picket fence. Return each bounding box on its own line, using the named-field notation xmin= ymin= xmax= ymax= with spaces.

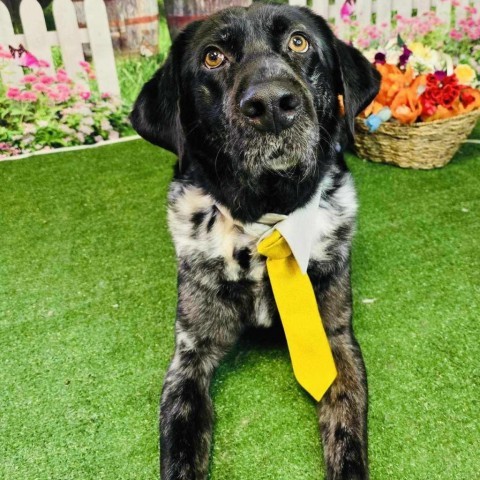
xmin=0 ymin=0 xmax=119 ymax=96
xmin=289 ymin=0 xmax=480 ymax=33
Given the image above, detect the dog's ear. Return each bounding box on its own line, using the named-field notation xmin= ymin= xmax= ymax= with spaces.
xmin=334 ymin=39 xmax=381 ymax=141
xmin=130 ymin=22 xmax=202 ymax=157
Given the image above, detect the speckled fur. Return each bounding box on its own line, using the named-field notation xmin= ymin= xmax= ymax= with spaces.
xmin=130 ymin=4 xmax=380 ymax=479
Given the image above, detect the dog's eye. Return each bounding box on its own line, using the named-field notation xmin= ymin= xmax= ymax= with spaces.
xmin=288 ymin=34 xmax=309 ymax=53
xmin=204 ymin=50 xmax=225 ymax=69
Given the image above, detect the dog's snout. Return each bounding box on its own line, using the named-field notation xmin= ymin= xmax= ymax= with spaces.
xmin=239 ymin=82 xmax=301 ymax=135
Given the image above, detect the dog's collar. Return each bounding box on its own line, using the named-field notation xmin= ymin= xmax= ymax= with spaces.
xmin=216 ymin=186 xmax=322 ymax=274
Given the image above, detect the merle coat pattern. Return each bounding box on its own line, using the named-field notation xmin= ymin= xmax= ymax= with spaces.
xmin=130 ymin=4 xmax=380 ymax=479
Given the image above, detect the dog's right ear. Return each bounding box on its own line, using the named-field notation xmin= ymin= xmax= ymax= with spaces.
xmin=130 ymin=22 xmax=201 ymax=156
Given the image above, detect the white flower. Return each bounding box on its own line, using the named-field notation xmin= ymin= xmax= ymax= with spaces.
xmin=59 ymin=124 xmax=75 ymax=135
xmin=108 ymin=131 xmax=119 ymax=141
xmin=101 ymin=119 xmax=112 ymax=132
xmin=78 ymin=124 xmax=93 ymax=135
xmin=23 ymin=124 xmax=36 ymax=134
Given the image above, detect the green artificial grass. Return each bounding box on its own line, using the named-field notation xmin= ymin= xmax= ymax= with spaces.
xmin=1 ymin=127 xmax=479 ymax=479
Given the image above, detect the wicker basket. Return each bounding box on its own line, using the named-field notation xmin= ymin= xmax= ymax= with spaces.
xmin=354 ymin=110 xmax=480 ymax=169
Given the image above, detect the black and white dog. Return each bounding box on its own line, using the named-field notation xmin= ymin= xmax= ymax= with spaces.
xmin=131 ymin=4 xmax=380 ymax=479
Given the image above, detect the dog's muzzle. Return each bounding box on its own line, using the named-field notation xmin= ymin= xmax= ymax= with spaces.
xmin=239 ymin=80 xmax=301 ymax=136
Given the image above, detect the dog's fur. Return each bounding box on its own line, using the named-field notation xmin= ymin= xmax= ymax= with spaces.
xmin=130 ymin=4 xmax=380 ymax=479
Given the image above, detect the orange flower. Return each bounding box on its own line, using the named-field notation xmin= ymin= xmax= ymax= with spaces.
xmin=410 ymin=74 xmax=427 ymax=93
xmin=390 ymin=87 xmax=422 ymax=124
xmin=459 ymin=87 xmax=480 ymax=113
xmin=374 ymin=64 xmax=416 ymax=107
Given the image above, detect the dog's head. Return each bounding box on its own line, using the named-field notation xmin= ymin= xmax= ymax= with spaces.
xmin=131 ymin=4 xmax=379 ymax=220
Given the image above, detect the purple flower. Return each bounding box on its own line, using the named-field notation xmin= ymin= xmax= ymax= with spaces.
xmin=434 ymin=70 xmax=447 ymax=82
xmin=399 ymin=45 xmax=412 ymax=67
xmin=374 ymin=52 xmax=386 ymax=65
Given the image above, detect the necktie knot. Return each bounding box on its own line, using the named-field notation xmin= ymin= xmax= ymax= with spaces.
xmin=257 ymin=230 xmax=292 ymax=260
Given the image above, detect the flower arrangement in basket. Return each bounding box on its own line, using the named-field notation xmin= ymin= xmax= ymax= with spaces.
xmin=337 ymin=0 xmax=480 ymax=170
xmin=355 ymin=40 xmax=480 ymax=169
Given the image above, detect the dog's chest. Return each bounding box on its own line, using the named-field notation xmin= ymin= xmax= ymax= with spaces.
xmin=167 ymin=176 xmax=357 ymax=327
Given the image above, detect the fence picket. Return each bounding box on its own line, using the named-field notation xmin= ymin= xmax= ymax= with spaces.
xmin=53 ymin=0 xmax=87 ymax=87
xmin=393 ymin=0 xmax=414 ymax=19
xmin=355 ymin=0 xmax=373 ymax=28
xmin=415 ymin=0 xmax=431 ymax=15
xmin=83 ymin=0 xmax=120 ymax=96
xmin=376 ymin=0 xmax=392 ymax=31
xmin=434 ymin=0 xmax=452 ymax=26
xmin=312 ymin=0 xmax=329 ymax=19
xmin=0 ymin=2 xmax=24 ymax=85
xmin=455 ymin=0 xmax=470 ymax=21
xmin=19 ymin=0 xmax=54 ymax=75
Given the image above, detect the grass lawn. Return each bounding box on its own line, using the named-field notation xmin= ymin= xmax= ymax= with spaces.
xmin=1 ymin=127 xmax=479 ymax=480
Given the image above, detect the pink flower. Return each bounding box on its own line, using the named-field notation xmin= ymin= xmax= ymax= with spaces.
xmin=19 ymin=91 xmax=38 ymax=102
xmin=79 ymin=91 xmax=91 ymax=100
xmin=450 ymin=29 xmax=463 ymax=40
xmin=101 ymin=92 xmax=111 ymax=99
xmin=21 ymin=74 xmax=37 ymax=84
xmin=56 ymin=70 xmax=70 ymax=83
xmin=55 ymin=90 xmax=71 ymax=102
xmin=79 ymin=61 xmax=93 ymax=74
xmin=33 ymin=83 xmax=48 ymax=93
xmin=37 ymin=59 xmax=50 ymax=68
xmin=56 ymin=83 xmax=71 ymax=93
xmin=6 ymin=87 xmax=20 ymax=99
xmin=47 ymin=91 xmax=59 ymax=101
xmin=40 ymin=75 xmax=55 ymax=85
xmin=467 ymin=29 xmax=480 ymax=40
xmin=340 ymin=0 xmax=354 ymax=21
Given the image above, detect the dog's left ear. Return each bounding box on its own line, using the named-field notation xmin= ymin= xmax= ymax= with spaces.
xmin=334 ymin=39 xmax=381 ymax=141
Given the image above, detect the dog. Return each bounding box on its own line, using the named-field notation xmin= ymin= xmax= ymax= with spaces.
xmin=130 ymin=4 xmax=380 ymax=479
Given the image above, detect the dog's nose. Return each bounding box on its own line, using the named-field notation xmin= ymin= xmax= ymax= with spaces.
xmin=239 ymin=82 xmax=301 ymax=135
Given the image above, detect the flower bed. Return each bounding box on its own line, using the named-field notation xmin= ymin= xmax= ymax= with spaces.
xmin=0 ymin=45 xmax=132 ymax=160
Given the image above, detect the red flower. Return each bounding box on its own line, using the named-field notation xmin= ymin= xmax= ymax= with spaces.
xmin=426 ymin=73 xmax=438 ymax=87
xmin=439 ymin=84 xmax=460 ymax=108
xmin=461 ymin=90 xmax=476 ymax=107
xmin=442 ymin=74 xmax=459 ymax=87
xmin=420 ymin=93 xmax=437 ymax=117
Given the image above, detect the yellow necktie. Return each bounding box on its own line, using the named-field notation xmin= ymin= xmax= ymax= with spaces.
xmin=257 ymin=229 xmax=337 ymax=401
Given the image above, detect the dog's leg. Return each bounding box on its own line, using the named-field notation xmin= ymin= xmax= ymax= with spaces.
xmin=159 ymin=325 xmax=240 ymax=480
xmin=313 ymin=266 xmax=369 ymax=480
